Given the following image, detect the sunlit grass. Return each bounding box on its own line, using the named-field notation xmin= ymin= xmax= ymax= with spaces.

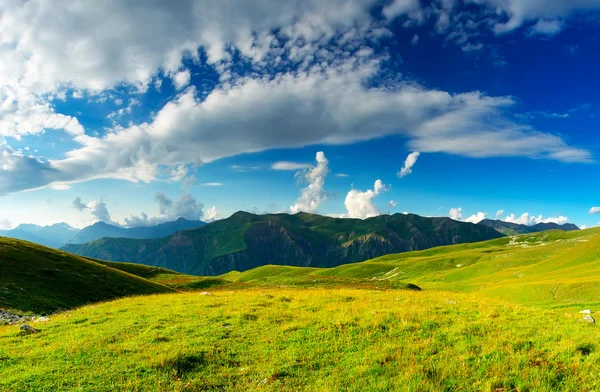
xmin=2 ymin=288 xmax=600 ymax=391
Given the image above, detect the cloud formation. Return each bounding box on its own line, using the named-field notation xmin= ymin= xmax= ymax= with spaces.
xmin=72 ymin=197 xmax=114 ymax=224
xmin=0 ymin=0 xmax=594 ymax=196
xmin=503 ymin=212 xmax=569 ymax=225
xmin=124 ymin=192 xmax=205 ymax=227
xmin=272 ymin=162 xmax=312 ymax=171
xmin=589 ymin=207 xmax=600 ymax=215
xmin=290 ymin=152 xmax=329 ymax=214
xmin=398 ymin=151 xmax=421 ymax=178
xmin=344 ymin=179 xmax=388 ymax=219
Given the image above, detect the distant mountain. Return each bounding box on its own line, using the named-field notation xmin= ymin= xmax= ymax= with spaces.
xmin=478 ymin=219 xmax=579 ymax=235
xmin=67 ymin=218 xmax=206 ymax=244
xmin=0 ymin=223 xmax=80 ymax=248
xmin=63 ymin=211 xmax=505 ymax=276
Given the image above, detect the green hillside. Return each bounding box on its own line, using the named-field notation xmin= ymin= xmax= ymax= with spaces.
xmin=0 ymin=237 xmax=174 ymax=314
xmin=224 ymin=228 xmax=600 ymax=309
xmin=62 ymin=211 xmax=504 ymax=275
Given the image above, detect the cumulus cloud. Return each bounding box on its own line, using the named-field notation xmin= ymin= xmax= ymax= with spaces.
xmin=529 ymin=19 xmax=564 ymax=36
xmin=0 ymin=0 xmax=594 ymax=196
xmin=72 ymin=197 xmax=115 ymax=224
xmin=464 ymin=212 xmax=487 ymax=224
xmin=0 ymin=218 xmax=12 ymax=230
xmin=495 ymin=209 xmax=505 ymax=219
xmin=87 ymin=200 xmax=113 ymax=224
xmin=503 ymin=212 xmax=569 ymax=225
xmin=449 ymin=208 xmax=487 ymax=223
xmin=72 ymin=197 xmax=88 ymax=211
xmin=290 ymin=152 xmax=329 ymax=214
xmin=344 ymin=179 xmax=388 ymax=219
xmin=205 ymin=206 xmax=219 ymax=222
xmin=449 ymin=207 xmax=462 ymax=220
xmin=389 ymin=200 xmax=397 ymax=208
xmin=471 ymin=0 xmax=600 ymax=35
xmin=173 ymin=69 xmax=191 ymax=90
xmin=589 ymin=207 xmax=600 ymax=215
xmin=124 ymin=192 xmax=205 ymax=227
xmin=397 ymin=151 xmax=421 ymax=178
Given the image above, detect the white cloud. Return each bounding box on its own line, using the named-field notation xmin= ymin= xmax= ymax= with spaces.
xmin=589 ymin=207 xmax=600 ymax=215
xmin=495 ymin=209 xmax=504 ymax=219
xmin=0 ymin=218 xmax=12 ymax=230
xmin=205 ymin=206 xmax=219 ymax=222
xmin=449 ymin=208 xmax=487 ymax=223
xmin=529 ymin=19 xmax=564 ymax=36
xmin=449 ymin=207 xmax=462 ymax=220
xmin=471 ymin=0 xmax=600 ymax=35
xmin=290 ymin=151 xmax=329 ymax=214
xmin=397 ymin=151 xmax=420 ymax=178
xmin=272 ymin=161 xmax=312 ymax=171
xmin=389 ymin=200 xmax=397 ymax=207
xmin=87 ymin=200 xmax=113 ymax=224
xmin=581 ymin=225 xmax=588 ymax=230
xmin=335 ymin=173 xmax=349 ymax=177
xmin=173 ymin=69 xmax=191 ymax=90
xmin=72 ymin=197 xmax=115 ymax=224
xmin=200 ymin=182 xmax=224 ymax=187
xmin=72 ymin=197 xmax=88 ymax=211
xmin=464 ymin=212 xmax=487 ymax=224
xmin=503 ymin=212 xmax=569 ymax=225
xmin=382 ymin=0 xmax=422 ymax=20
xmin=344 ymin=179 xmax=388 ymax=219
xmin=124 ymin=192 xmax=205 ymax=227
xmin=0 ymin=0 xmax=594 ymax=196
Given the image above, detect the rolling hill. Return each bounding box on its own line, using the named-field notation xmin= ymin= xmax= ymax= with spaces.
xmin=0 ymin=237 xmax=174 ymax=314
xmin=67 ymin=217 xmax=206 ymax=244
xmin=223 ymin=227 xmax=600 ymax=309
xmin=477 ymin=218 xmax=579 ymax=235
xmin=62 ymin=211 xmax=504 ymax=275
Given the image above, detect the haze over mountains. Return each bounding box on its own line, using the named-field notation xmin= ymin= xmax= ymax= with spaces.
xmin=0 ymin=218 xmax=205 ymax=249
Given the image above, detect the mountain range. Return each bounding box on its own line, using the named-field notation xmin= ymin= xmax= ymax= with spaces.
xmin=478 ymin=219 xmax=579 ymax=235
xmin=0 ymin=222 xmax=80 ymax=248
xmin=62 ymin=211 xmax=506 ymax=275
xmin=67 ymin=218 xmax=206 ymax=244
xmin=0 ymin=218 xmax=205 ymax=248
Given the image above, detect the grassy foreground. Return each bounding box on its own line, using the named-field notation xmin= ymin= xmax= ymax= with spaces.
xmin=2 ymin=288 xmax=600 ymax=391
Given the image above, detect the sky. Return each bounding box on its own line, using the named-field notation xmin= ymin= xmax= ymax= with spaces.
xmin=1 ymin=0 xmax=599 ymax=230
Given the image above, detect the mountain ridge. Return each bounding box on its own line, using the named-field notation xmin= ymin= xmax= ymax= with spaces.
xmin=477 ymin=218 xmax=579 ymax=235
xmin=63 ymin=211 xmax=505 ymax=275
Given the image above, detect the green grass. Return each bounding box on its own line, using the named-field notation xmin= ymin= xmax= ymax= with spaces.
xmin=223 ymin=228 xmax=600 ymax=310
xmin=4 ymin=228 xmax=600 ymax=390
xmin=2 ymin=289 xmax=600 ymax=391
xmin=0 ymin=237 xmax=174 ymax=314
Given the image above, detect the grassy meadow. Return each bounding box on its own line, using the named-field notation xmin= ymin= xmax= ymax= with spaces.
xmin=3 ymin=289 xmax=600 ymax=391
xmin=2 ymin=228 xmax=600 ymax=390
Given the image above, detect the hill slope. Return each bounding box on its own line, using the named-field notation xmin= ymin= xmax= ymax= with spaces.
xmin=63 ymin=211 xmax=504 ymax=275
xmin=68 ymin=218 xmax=206 ymax=244
xmin=224 ymin=228 xmax=600 ymax=309
xmin=478 ymin=218 xmax=579 ymax=235
xmin=0 ymin=237 xmax=174 ymax=314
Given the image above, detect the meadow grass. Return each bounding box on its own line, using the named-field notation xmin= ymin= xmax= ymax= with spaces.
xmin=2 ymin=288 xmax=600 ymax=391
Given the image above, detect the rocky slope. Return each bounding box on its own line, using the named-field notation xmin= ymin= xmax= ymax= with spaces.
xmin=64 ymin=212 xmax=505 ymax=275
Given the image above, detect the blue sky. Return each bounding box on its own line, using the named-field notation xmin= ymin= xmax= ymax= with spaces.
xmin=0 ymin=0 xmax=599 ymax=229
